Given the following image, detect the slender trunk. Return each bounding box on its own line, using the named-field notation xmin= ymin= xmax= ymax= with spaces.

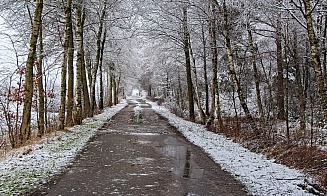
xmin=99 ymin=59 xmax=104 ymax=110
xmin=65 ymin=0 xmax=74 ymax=127
xmin=286 ymin=53 xmax=290 ymax=140
xmin=99 ymin=28 xmax=107 ymax=111
xmin=85 ymin=51 xmax=92 ymax=92
xmin=108 ymin=72 xmax=113 ymax=107
xmin=20 ymin=0 xmax=43 ymax=144
xmin=115 ymin=72 xmax=121 ymax=105
xmin=106 ymin=67 xmax=110 ymax=106
xmin=178 ymin=68 xmax=184 ymax=110
xmin=189 ymin=37 xmax=206 ymax=124
xmin=202 ymin=24 xmax=210 ymax=116
xmin=322 ymin=13 xmax=327 ymax=77
xmin=109 ymin=62 xmax=115 ymax=106
xmin=284 ymin=24 xmax=290 ymax=140
xmin=203 ymin=32 xmax=210 ymax=116
xmin=90 ymin=4 xmax=107 ymax=115
xmin=44 ymin=71 xmax=48 ymax=128
xmin=183 ymin=7 xmax=195 ymax=122
xmin=58 ymin=50 xmax=67 ymax=130
xmin=113 ymin=76 xmax=117 ymax=105
xmin=248 ymin=28 xmax=264 ymax=119
xmin=293 ymin=30 xmax=306 ymax=132
xmin=85 ymin=51 xmax=92 ymax=117
xmin=206 ymin=3 xmax=223 ymax=128
xmin=276 ymin=1 xmax=285 ymax=120
xmin=37 ymin=19 xmax=45 ymax=137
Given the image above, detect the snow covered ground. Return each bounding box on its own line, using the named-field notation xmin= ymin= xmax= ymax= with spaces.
xmin=148 ymin=100 xmax=317 ymax=196
xmin=0 ymin=101 xmax=127 ymax=195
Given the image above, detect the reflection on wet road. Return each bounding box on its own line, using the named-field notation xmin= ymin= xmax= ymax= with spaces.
xmin=160 ymin=137 xmax=204 ymax=180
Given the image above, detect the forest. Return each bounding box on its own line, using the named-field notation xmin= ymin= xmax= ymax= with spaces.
xmin=0 ymin=0 xmax=326 ymax=191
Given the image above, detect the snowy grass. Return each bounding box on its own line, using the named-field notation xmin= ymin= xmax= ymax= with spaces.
xmin=148 ymin=101 xmax=316 ymax=196
xmin=0 ymin=100 xmax=127 ymax=195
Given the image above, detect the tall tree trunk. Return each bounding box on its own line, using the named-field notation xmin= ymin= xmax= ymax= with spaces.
xmin=90 ymin=3 xmax=107 ymax=115
xmin=293 ymin=30 xmax=307 ymax=132
xmin=99 ymin=64 xmax=103 ymax=110
xmin=58 ymin=50 xmax=68 ymax=130
xmin=113 ymin=76 xmax=117 ymax=105
xmin=178 ymin=68 xmax=184 ymax=110
xmin=108 ymin=62 xmax=115 ymax=106
xmin=183 ymin=6 xmax=195 ymax=122
xmin=201 ymin=23 xmax=210 ymax=116
xmin=322 ymin=13 xmax=327 ymax=77
xmin=20 ymin=0 xmax=43 ymax=144
xmin=189 ymin=37 xmax=206 ymax=124
xmin=85 ymin=51 xmax=93 ymax=117
xmin=65 ymin=0 xmax=74 ymax=127
xmin=248 ymin=28 xmax=264 ymax=120
xmin=75 ymin=0 xmax=84 ymax=125
xmin=44 ymin=70 xmax=48 ymax=128
xmin=213 ymin=0 xmax=259 ymax=134
xmin=115 ymin=72 xmax=121 ymax=105
xmin=108 ymin=71 xmax=113 ymax=107
xmin=99 ymin=28 xmax=107 ymax=111
xmin=37 ymin=18 xmax=45 ymax=137
xmin=260 ymin=58 xmax=274 ymax=119
xmin=206 ymin=4 xmax=223 ymax=128
xmin=276 ymin=0 xmax=285 ymax=120
xmin=301 ymin=0 xmax=327 ymax=120
xmin=106 ymin=67 xmax=110 ymax=106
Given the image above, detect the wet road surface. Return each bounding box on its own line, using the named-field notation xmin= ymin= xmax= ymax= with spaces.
xmin=32 ymin=99 xmax=248 ymax=196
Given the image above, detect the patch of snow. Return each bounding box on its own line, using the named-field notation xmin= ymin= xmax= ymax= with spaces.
xmin=148 ymin=100 xmax=315 ymax=196
xmin=0 ymin=100 xmax=127 ymax=195
xmin=129 ymin=132 xmax=160 ymax=136
xmin=128 ymin=173 xmax=150 ymax=176
xmin=137 ymin=140 xmax=151 ymax=145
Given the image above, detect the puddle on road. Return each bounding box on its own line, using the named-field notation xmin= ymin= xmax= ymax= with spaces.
xmin=159 ymin=137 xmax=204 ymax=180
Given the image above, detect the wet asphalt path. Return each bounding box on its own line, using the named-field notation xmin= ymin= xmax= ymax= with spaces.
xmin=32 ymin=99 xmax=248 ymax=196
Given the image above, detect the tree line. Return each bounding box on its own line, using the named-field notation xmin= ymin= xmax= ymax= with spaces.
xmin=0 ymin=0 xmax=134 ymax=147
xmin=0 ymin=0 xmax=327 ymax=148
xmin=138 ymin=0 xmax=327 ymax=145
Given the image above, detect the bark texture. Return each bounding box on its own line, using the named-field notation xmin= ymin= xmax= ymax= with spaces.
xmin=206 ymin=4 xmax=223 ymax=128
xmin=65 ymin=0 xmax=75 ymax=127
xmin=183 ymin=6 xmax=195 ymax=122
xmin=276 ymin=1 xmax=285 ymax=120
xmin=37 ymin=20 xmax=45 ymax=137
xmin=248 ymin=29 xmax=264 ymax=120
xmin=302 ymin=0 xmax=327 ymax=120
xmin=20 ymin=0 xmax=43 ymax=144
xmin=75 ymin=0 xmax=84 ymax=125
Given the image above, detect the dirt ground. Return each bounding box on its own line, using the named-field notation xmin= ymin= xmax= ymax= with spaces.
xmin=31 ymin=99 xmax=248 ymax=196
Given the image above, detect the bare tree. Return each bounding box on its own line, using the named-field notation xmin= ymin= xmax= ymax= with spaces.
xmin=211 ymin=0 xmax=259 ymax=134
xmin=183 ymin=6 xmax=195 ymax=122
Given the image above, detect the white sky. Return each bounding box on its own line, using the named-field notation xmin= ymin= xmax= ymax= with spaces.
xmin=0 ymin=17 xmax=27 ymax=83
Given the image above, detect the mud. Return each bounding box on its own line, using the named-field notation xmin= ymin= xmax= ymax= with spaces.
xmin=31 ymin=99 xmax=248 ymax=196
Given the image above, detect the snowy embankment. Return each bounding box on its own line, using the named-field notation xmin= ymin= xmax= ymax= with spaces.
xmin=0 ymin=101 xmax=127 ymax=195
xmin=149 ymin=101 xmax=314 ymax=196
